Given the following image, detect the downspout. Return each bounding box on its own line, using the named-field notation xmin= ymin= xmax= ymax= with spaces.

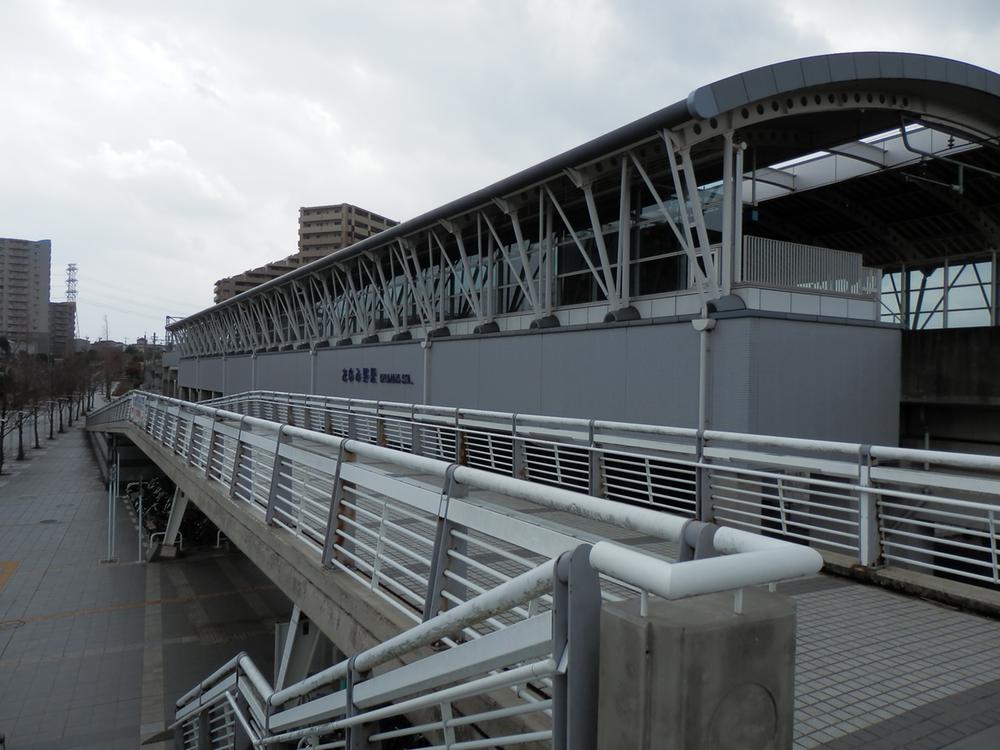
xmin=422 ymin=339 xmax=432 ymax=406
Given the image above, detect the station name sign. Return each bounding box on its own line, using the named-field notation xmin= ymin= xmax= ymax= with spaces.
xmin=342 ymin=367 xmax=413 ymax=385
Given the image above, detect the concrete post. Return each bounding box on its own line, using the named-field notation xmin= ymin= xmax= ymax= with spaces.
xmin=598 ymin=588 xmax=795 ymax=749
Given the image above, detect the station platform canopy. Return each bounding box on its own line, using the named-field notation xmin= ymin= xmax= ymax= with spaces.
xmin=171 ymin=52 xmax=1000 ymax=353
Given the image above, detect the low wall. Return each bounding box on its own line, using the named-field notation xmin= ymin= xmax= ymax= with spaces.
xmin=178 ymin=313 xmax=900 ymax=444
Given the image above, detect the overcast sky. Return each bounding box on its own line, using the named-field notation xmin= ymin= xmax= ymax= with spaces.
xmin=2 ymin=1 xmax=999 ymax=343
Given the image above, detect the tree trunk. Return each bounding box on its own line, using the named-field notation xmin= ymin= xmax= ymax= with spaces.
xmin=17 ymin=412 xmax=25 ymax=460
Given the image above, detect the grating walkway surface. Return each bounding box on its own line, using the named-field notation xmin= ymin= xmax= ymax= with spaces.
xmin=2 ymin=421 xmax=1000 ymax=748
xmin=0 ymin=425 xmax=290 ymax=749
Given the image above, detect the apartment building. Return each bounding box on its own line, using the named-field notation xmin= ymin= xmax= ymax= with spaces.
xmin=213 ymin=204 xmax=397 ymax=303
xmin=297 ymin=203 xmax=397 ymax=263
xmin=0 ymin=237 xmax=51 ymax=354
xmin=49 ymin=301 xmax=77 ymax=357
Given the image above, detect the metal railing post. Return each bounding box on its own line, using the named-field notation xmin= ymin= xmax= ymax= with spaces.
xmin=410 ymin=405 xmax=423 ymax=457
xmin=346 ymin=656 xmax=379 ymax=749
xmin=183 ymin=412 xmax=197 ymax=466
xmin=203 ymin=413 xmax=220 ymax=479
xmin=376 ymin=402 xmax=386 ymax=447
xmin=552 ymin=545 xmax=600 ymax=750
xmin=264 ymin=425 xmax=289 ymax=526
xmin=347 ymin=400 xmax=358 ymax=440
xmin=322 ymin=442 xmax=351 ymax=567
xmin=512 ymin=414 xmax=526 ymax=479
xmin=196 ymin=704 xmax=212 ymax=750
xmin=587 ymin=419 xmax=602 ymax=496
xmin=227 ymin=416 xmax=248 ymax=499
xmin=422 ymin=464 xmax=467 ymax=621
xmin=696 ymin=430 xmax=713 ymax=522
xmin=858 ymin=446 xmax=881 ymax=567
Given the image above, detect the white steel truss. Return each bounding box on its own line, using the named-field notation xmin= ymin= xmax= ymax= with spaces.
xmin=170 ymin=86 xmax=998 ymax=358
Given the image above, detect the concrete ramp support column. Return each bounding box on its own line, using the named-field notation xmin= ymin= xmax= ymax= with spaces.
xmin=159 ymin=487 xmax=188 ymax=558
xmin=598 ymin=588 xmax=796 ymax=749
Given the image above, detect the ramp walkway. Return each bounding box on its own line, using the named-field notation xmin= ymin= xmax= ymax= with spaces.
xmin=83 ymin=392 xmax=1000 ymax=748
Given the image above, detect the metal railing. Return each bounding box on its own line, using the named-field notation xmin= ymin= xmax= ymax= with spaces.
xmin=739 ymin=235 xmax=882 ymax=296
xmin=153 ymin=389 xmax=1000 ymax=589
xmin=87 ymin=390 xmax=821 ymax=748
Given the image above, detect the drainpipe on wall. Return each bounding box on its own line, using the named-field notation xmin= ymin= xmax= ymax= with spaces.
xmin=692 ymin=316 xmax=716 ymax=523
xmin=422 ymin=339 xmax=432 ymax=406
xmin=692 ymin=317 xmax=716 ymax=433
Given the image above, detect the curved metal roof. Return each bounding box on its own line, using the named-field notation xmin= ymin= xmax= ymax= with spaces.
xmin=175 ymin=52 xmax=1000 ymax=328
xmin=686 ymin=51 xmax=1000 ymax=121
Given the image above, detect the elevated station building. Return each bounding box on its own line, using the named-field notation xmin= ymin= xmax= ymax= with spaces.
xmin=172 ymin=53 xmax=1000 ymax=450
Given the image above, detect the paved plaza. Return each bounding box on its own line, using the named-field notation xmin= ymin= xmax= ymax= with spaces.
xmin=0 ymin=426 xmax=290 ymax=749
xmin=0 ymin=423 xmax=998 ymax=748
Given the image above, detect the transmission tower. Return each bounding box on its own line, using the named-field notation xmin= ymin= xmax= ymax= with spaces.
xmin=66 ymin=263 xmax=78 ymax=301
xmin=66 ymin=263 xmax=79 ymax=339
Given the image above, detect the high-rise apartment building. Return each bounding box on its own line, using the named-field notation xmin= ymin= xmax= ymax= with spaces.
xmin=213 ymin=204 xmax=397 ymax=303
xmin=49 ymin=301 xmax=77 ymax=357
xmin=297 ymin=203 xmax=397 ymax=263
xmin=0 ymin=237 xmax=51 ymax=354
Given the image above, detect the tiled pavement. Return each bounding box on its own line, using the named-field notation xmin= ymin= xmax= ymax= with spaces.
xmin=784 ymin=577 xmax=1000 ymax=748
xmin=0 ymin=425 xmax=290 ymax=749
xmin=2 ymin=422 xmax=1000 ymax=748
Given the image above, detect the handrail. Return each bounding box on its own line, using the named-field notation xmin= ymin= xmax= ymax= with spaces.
xmin=90 ymin=390 xmax=826 ymax=747
xmin=150 ymin=388 xmax=1000 ymax=585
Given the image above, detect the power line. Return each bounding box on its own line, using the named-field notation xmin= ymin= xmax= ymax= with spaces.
xmin=77 ymin=275 xmax=203 ymax=309
xmin=78 ymin=298 xmax=187 ymax=322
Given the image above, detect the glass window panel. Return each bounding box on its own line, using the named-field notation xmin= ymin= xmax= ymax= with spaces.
xmin=880 ymin=295 xmax=900 ymax=314
xmin=559 ymin=274 xmax=597 ymax=306
xmin=909 ymin=287 xmax=942 ymax=313
xmin=633 ymin=255 xmax=687 ymax=296
xmin=558 ymin=242 xmax=591 ymax=275
xmin=915 ymin=310 xmax=944 ymax=329
xmin=637 ymin=224 xmax=678 ymax=259
xmin=947 ymin=309 xmax=991 ymax=328
xmin=881 ymin=270 xmax=903 ymax=292
xmin=946 ymin=285 xmax=985 ymax=310
xmin=910 ymin=267 xmax=944 ymax=288
xmin=948 ymin=263 xmax=977 ymax=285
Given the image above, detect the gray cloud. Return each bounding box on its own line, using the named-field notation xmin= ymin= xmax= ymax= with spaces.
xmin=1 ymin=0 xmax=994 ymax=341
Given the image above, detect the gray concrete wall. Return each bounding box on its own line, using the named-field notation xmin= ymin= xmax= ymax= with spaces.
xmin=745 ymin=317 xmax=900 ymax=444
xmin=225 ymin=355 xmax=253 ymax=394
xmin=256 ymin=350 xmax=312 ymax=394
xmin=177 ymin=315 xmax=900 ymax=444
xmin=198 ymin=357 xmax=224 ymax=393
xmin=314 ymin=341 xmax=423 ymax=400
